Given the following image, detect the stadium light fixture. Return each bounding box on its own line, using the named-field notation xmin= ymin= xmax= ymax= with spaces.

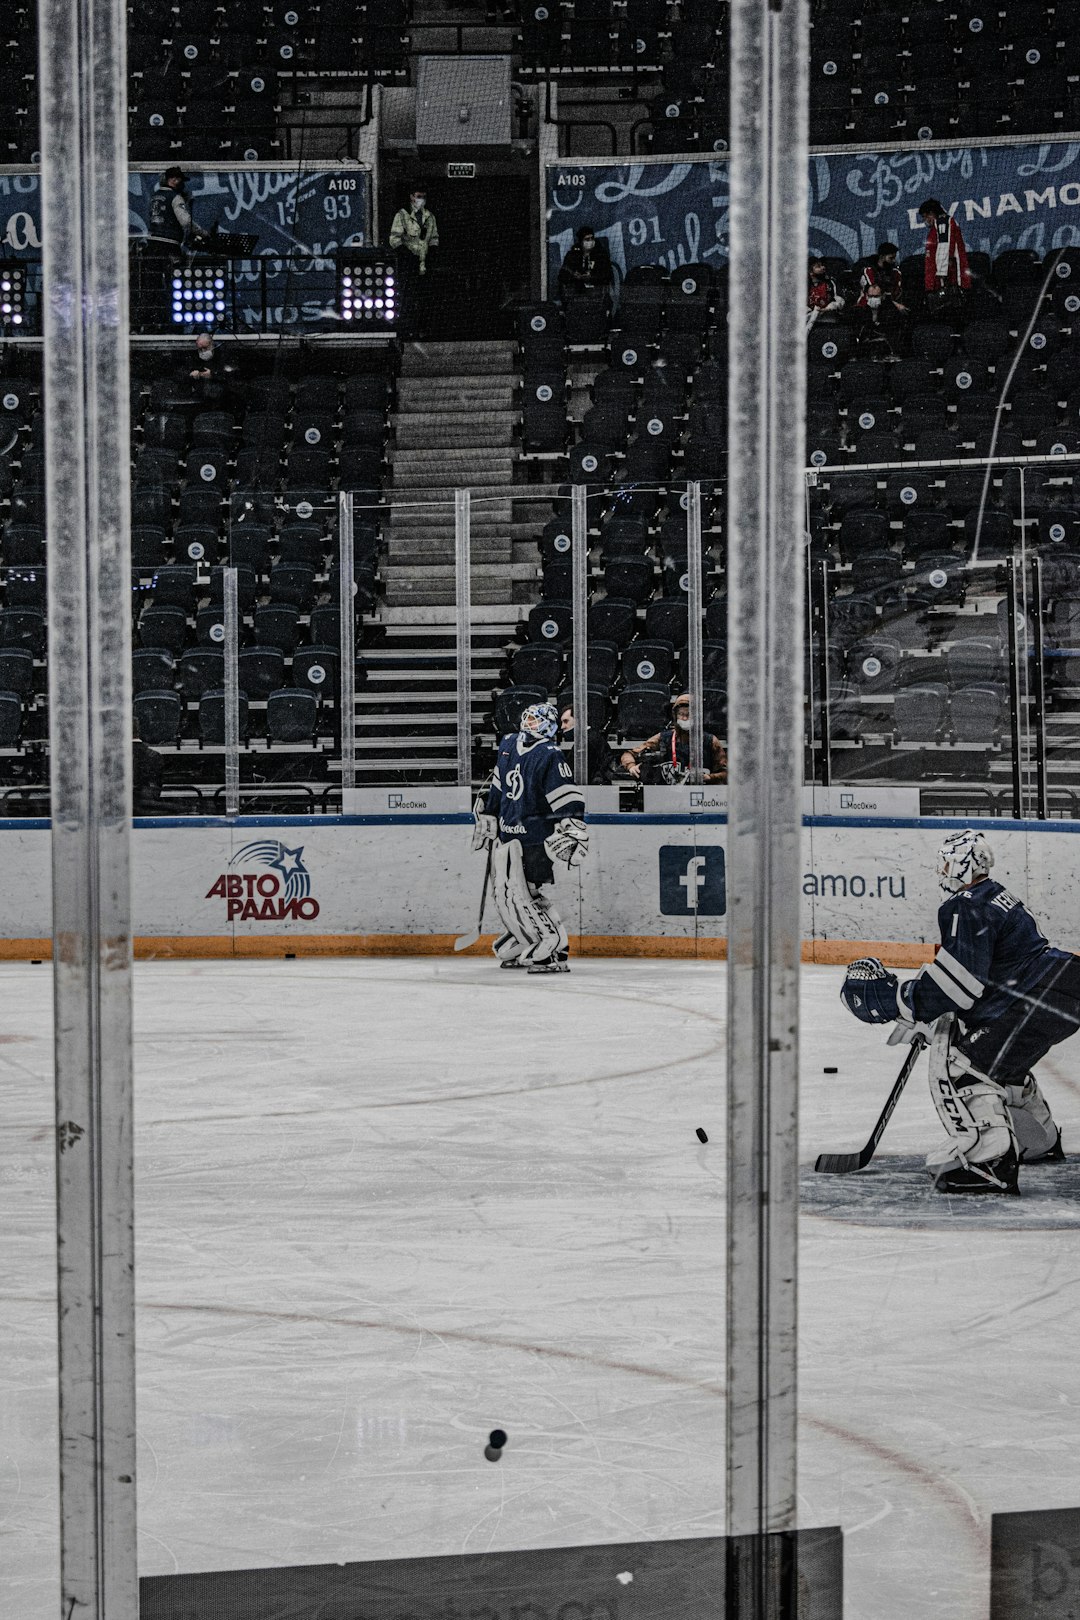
xmin=337 ymin=249 xmax=397 ymax=328
xmin=170 ymin=262 xmax=227 ymax=325
xmin=0 ymin=261 xmax=27 ymax=330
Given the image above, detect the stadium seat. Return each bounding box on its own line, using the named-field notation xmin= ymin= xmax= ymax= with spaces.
xmin=292 ymin=645 xmax=338 ymax=697
xmin=621 ymin=639 xmax=675 ymax=687
xmin=198 ymin=689 xmax=250 ymax=745
xmin=267 ymin=688 xmax=318 ymax=744
xmin=617 ymin=683 xmax=671 ymax=738
xmin=133 ymin=689 xmax=181 ymax=746
xmin=510 ymin=643 xmax=562 ymax=690
xmin=951 ymin=683 xmax=1005 ymax=744
xmin=893 ymin=683 xmax=948 ymax=743
xmin=237 ymin=646 xmax=286 ymax=700
xmin=0 ymin=690 xmax=21 ymax=748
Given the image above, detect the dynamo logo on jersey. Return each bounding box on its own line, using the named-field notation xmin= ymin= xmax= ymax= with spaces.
xmin=205 ymin=840 xmax=320 ymax=922
xmin=505 ymin=765 xmax=525 ymax=802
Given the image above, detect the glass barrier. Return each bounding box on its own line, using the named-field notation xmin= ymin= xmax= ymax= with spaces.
xmin=1025 ymin=458 xmax=1080 ymax=819
xmin=807 ymin=460 xmax=1042 ymax=819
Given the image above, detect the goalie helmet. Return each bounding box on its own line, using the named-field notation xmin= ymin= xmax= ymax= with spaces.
xmin=937 ymin=828 xmax=994 ymax=895
xmin=520 ymin=702 xmax=558 ymax=742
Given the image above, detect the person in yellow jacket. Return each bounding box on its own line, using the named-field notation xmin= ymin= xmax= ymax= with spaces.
xmin=389 ymin=187 xmax=439 ymax=336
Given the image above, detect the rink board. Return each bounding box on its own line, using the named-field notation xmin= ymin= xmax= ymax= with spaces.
xmin=2 ymin=814 xmax=1079 ymax=960
xmin=139 ymin=1530 xmax=843 ymax=1620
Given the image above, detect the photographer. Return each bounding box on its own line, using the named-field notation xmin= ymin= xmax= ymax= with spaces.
xmin=619 ymin=693 xmax=727 ymax=784
xmin=139 ymin=166 xmax=209 ymax=332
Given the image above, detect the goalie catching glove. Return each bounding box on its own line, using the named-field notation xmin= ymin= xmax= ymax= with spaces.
xmin=840 ymin=956 xmax=934 ymax=1041
xmin=544 ymin=816 xmax=588 ymax=868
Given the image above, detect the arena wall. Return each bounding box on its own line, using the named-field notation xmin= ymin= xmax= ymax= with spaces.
xmin=3 ymin=815 xmax=1079 ymax=962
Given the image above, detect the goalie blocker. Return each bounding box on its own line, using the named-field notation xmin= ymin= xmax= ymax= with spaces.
xmin=474 ymin=703 xmax=587 ymax=975
xmin=840 ymin=831 xmax=1077 ymax=1195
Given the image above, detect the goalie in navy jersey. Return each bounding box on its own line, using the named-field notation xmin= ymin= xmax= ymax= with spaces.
xmin=841 ymin=830 xmax=1078 ymax=1196
xmin=472 ymin=702 xmax=587 ymax=974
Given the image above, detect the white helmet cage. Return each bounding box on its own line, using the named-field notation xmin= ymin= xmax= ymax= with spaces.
xmin=937 ymin=829 xmax=994 ymax=895
xmin=520 ymin=702 xmax=559 ymax=742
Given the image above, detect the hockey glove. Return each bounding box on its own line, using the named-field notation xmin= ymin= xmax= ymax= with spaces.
xmin=472 ymin=813 xmax=497 ymax=853
xmin=887 ymin=977 xmax=936 ymax=1045
xmin=545 ymin=816 xmax=589 ymax=868
xmin=840 ymin=956 xmax=902 ymax=1024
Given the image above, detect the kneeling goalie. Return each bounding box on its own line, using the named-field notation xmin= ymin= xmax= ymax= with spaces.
xmin=473 ymin=703 xmax=587 ymax=974
xmin=841 ymin=829 xmax=1077 ymax=1195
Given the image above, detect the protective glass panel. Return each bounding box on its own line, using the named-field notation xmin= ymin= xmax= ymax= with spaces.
xmin=810 ymin=462 xmax=1025 ymax=820
xmin=1025 ymin=457 xmax=1080 ymax=818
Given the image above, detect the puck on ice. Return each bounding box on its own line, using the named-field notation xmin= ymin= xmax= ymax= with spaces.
xmin=696 ymin=1128 xmax=708 ymax=1143
xmin=823 ymin=1066 xmax=838 ymax=1074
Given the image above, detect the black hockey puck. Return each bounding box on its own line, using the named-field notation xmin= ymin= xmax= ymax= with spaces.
xmin=823 ymin=1066 xmax=838 ymax=1074
xmin=488 ymin=1428 xmax=507 ymax=1449
xmin=696 ymin=1127 xmax=708 ymax=1143
xmin=484 ymin=1445 xmax=502 ymax=1462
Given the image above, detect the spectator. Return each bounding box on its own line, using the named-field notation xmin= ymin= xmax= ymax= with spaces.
xmin=807 ymin=255 xmax=845 ymax=328
xmin=557 ymin=225 xmax=614 ymax=302
xmin=132 ymin=729 xmax=164 ymax=816
xmin=559 ymin=703 xmax=615 ymax=785
xmin=918 ymin=199 xmax=971 ymax=307
xmin=854 ymin=241 xmax=909 ymax=347
xmin=138 ymin=166 xmax=208 ymax=332
xmin=389 ymin=186 xmax=439 ymax=338
xmin=185 ymin=331 xmax=234 ymax=403
xmin=619 ymin=693 xmax=727 ymax=784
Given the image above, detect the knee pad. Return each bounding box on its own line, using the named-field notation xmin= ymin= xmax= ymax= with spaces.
xmin=1005 ymin=1073 xmax=1061 ymax=1163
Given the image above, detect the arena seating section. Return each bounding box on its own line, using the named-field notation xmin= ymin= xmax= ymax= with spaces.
xmin=4 ymin=0 xmax=1080 ymax=809
xmin=505 ymin=245 xmax=1080 ymax=799
xmin=0 ymin=354 xmax=393 ymax=808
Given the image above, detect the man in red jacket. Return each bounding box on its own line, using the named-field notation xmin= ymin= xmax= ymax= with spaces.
xmin=919 ymin=198 xmax=971 ymax=297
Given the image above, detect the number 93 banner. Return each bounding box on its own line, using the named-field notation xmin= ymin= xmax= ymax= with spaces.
xmin=0 ymin=166 xmax=370 ymax=332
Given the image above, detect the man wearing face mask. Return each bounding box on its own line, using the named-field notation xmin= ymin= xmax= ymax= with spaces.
xmin=557 ymin=224 xmax=613 ymax=303
xmin=619 ymin=693 xmax=727 ymax=784
xmin=389 ymin=186 xmax=439 ymax=338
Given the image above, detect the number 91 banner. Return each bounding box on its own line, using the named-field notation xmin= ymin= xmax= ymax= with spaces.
xmin=0 ymin=166 xmax=370 ymax=332
xmin=546 ymin=140 xmax=1080 ymax=289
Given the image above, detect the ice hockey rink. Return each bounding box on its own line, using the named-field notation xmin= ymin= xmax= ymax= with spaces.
xmin=3 ymin=955 xmax=1079 ymax=1619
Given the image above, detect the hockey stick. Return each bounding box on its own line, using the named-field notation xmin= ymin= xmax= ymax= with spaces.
xmin=814 ymin=1035 xmax=926 ymax=1174
xmin=454 ymin=843 xmax=492 ymax=952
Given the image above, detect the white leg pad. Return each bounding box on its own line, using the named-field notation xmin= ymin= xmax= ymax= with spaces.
xmin=519 ymin=889 xmax=567 ymax=965
xmin=1004 ymin=1073 xmax=1061 ymax=1162
xmin=926 ymin=1016 xmax=1016 ymax=1172
xmin=490 ymin=841 xmax=554 ymax=959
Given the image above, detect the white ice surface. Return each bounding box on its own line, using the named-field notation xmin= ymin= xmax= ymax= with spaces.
xmin=2 ymin=958 xmax=1080 ymax=1619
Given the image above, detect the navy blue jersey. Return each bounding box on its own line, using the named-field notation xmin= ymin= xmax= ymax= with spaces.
xmin=910 ymin=878 xmax=1073 ymax=1028
xmin=486 ymin=733 xmax=584 ymax=846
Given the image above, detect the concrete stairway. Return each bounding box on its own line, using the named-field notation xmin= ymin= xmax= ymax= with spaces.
xmin=384 ymin=341 xmax=526 ymax=609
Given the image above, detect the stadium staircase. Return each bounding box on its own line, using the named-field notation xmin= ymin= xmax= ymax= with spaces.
xmin=352 ymin=340 xmax=543 ymax=784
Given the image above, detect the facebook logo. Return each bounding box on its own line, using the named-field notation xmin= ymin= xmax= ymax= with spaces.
xmin=659 ymin=846 xmax=726 ymax=916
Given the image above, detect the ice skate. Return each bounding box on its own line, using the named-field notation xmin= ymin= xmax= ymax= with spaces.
xmin=527 ymin=953 xmax=570 ymax=975
xmin=931 ymin=1142 xmax=1020 ymax=1196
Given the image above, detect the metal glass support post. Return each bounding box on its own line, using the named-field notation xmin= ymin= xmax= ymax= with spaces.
xmin=726 ymin=0 xmax=808 ymax=1607
xmin=1030 ymin=553 xmax=1049 ymax=820
xmin=39 ymin=0 xmax=138 ymax=1611
xmin=817 ymin=558 xmax=833 ymax=789
xmin=685 ymin=481 xmax=705 ymax=783
xmin=1005 ymin=557 xmax=1025 ymax=821
xmin=455 ymin=488 xmax=473 ymax=787
xmin=223 ymin=566 xmax=240 ymax=818
xmin=571 ymin=484 xmax=589 ymax=787
xmin=337 ymin=489 xmax=356 ymax=800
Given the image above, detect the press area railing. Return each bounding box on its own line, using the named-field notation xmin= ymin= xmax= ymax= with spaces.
xmin=3 ymin=467 xmax=1080 ymax=819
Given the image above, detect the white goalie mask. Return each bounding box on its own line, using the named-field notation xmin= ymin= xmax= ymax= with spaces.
xmin=519 ymin=702 xmax=558 ymax=743
xmin=937 ymin=829 xmax=994 ymax=895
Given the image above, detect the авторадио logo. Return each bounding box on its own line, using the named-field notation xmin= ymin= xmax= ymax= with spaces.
xmin=205 ymin=840 xmax=321 ymax=921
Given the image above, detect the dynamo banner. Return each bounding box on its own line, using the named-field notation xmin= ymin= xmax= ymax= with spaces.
xmin=0 ymin=166 xmax=369 ymax=331
xmin=546 ymin=140 xmax=1080 ymax=287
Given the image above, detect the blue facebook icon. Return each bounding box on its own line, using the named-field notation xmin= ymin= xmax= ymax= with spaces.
xmin=659 ymin=846 xmax=726 ymax=916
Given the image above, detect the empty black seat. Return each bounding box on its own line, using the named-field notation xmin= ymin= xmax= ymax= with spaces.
xmin=179 ymin=647 xmax=225 ymax=698
xmin=292 ymin=644 xmax=338 ymax=696
xmin=618 ymin=682 xmax=671 ymax=738
xmin=893 ymin=682 xmax=947 ymax=743
xmin=0 ymin=607 xmax=45 ymax=655
xmin=132 ymin=648 xmax=176 ymax=694
xmin=0 ymin=647 xmax=34 ymax=696
xmin=510 ymin=643 xmax=562 ymax=689
xmin=133 ymin=689 xmax=181 ymax=745
xmin=0 ymin=690 xmax=21 ymax=748
xmin=527 ymin=599 xmax=572 ymax=644
xmin=267 ymin=688 xmax=318 ymax=743
xmin=621 ymin=638 xmax=675 ymax=686
xmin=237 ymin=645 xmax=286 ymax=700
xmin=253 ymin=604 xmax=301 ymax=654
xmin=951 ymin=683 xmax=1004 ymax=744
xmin=199 ymin=688 xmax=250 ymax=745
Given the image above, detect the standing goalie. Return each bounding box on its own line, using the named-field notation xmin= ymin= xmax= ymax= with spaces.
xmin=841 ymin=829 xmax=1077 ymax=1196
xmin=472 ymin=703 xmax=587 ymax=974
